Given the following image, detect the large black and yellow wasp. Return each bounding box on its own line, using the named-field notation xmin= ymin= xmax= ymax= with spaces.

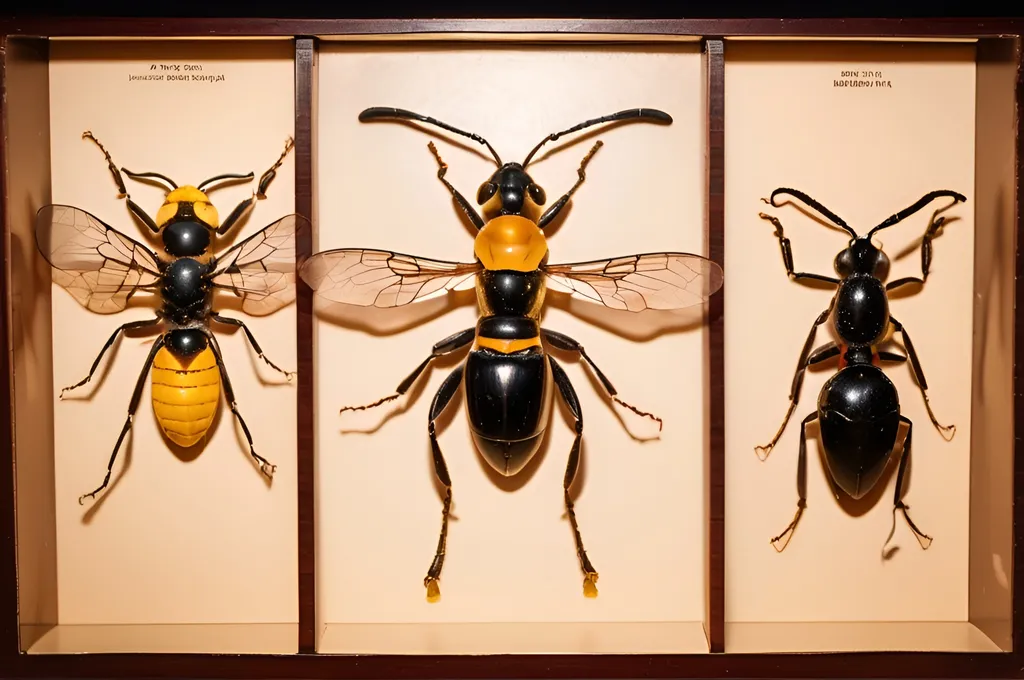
xmin=36 ymin=132 xmax=307 ymax=504
xmin=299 ymin=107 xmax=725 ymax=600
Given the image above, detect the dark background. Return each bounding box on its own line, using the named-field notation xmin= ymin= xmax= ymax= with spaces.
xmin=3 ymin=1 xmax=1023 ymax=19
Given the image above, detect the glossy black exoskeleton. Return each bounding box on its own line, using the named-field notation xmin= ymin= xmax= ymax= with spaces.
xmin=300 ymin=106 xmax=724 ymax=601
xmin=755 ymin=187 xmax=966 ymax=553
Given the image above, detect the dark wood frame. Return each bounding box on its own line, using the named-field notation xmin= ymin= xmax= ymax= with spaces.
xmin=0 ymin=17 xmax=1019 ymax=679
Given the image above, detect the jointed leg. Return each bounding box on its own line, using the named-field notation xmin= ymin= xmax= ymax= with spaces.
xmin=211 ymin=312 xmax=294 ymax=380
xmin=423 ymin=365 xmax=464 ymax=602
xmin=205 ymin=331 xmax=275 ymax=478
xmin=340 ymin=328 xmax=475 ymax=414
xmin=217 ymin=137 xmax=296 ymax=235
xmin=756 ymin=298 xmax=836 ymax=460
xmin=79 ymin=335 xmax=166 ymax=504
xmin=771 ymin=411 xmax=818 ymax=552
xmin=877 ymin=351 xmax=908 ymax=364
xmin=426 ymin=142 xmax=485 ymax=229
xmin=883 ymin=416 xmax=933 ymax=553
xmin=83 ymin=131 xmax=160 ymax=233
xmin=886 ymin=214 xmax=948 ymax=292
xmin=542 ymin=328 xmax=661 ymax=430
xmin=889 ymin=316 xmax=955 ymax=441
xmin=548 ymin=355 xmax=599 ymax=597
xmin=61 ymin=318 xmax=162 ymax=399
xmin=759 ymin=212 xmax=842 ymax=285
xmin=538 ymin=141 xmax=604 ymax=229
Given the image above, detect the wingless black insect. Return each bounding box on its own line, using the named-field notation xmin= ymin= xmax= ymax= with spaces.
xmin=755 ymin=187 xmax=966 ymax=552
xmin=36 ymin=132 xmax=307 ymax=503
xmin=300 ymin=107 xmax=724 ymax=600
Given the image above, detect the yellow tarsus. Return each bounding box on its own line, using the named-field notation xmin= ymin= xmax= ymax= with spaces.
xmin=426 ymin=578 xmax=441 ymax=602
xmin=583 ymin=572 xmax=599 ymax=598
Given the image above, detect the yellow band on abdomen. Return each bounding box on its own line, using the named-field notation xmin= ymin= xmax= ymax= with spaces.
xmin=474 ymin=336 xmax=542 ymax=354
xmin=151 ymin=345 xmax=221 ymax=447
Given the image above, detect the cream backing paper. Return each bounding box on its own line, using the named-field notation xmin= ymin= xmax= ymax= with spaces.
xmin=49 ymin=40 xmax=298 ymax=625
xmin=724 ymin=41 xmax=976 ymax=623
xmin=315 ymin=43 xmax=709 ymax=626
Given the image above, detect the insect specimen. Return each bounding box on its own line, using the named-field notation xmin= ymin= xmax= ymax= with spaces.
xmin=755 ymin=187 xmax=966 ymax=552
xmin=36 ymin=132 xmax=307 ymax=504
xmin=300 ymin=107 xmax=724 ymax=600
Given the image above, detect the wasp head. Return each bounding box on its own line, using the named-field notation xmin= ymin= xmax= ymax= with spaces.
xmin=476 ymin=163 xmax=547 ymax=223
xmin=834 ymin=236 xmax=890 ymax=280
xmin=156 ymin=186 xmax=218 ymax=258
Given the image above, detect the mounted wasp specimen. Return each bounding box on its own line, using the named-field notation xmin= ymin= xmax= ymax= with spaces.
xmin=36 ymin=132 xmax=308 ymax=504
xmin=300 ymin=107 xmax=724 ymax=600
xmin=755 ymin=187 xmax=966 ymax=553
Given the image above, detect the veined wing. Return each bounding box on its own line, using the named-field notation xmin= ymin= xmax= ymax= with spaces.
xmin=298 ymin=248 xmax=481 ymax=308
xmin=34 ymin=204 xmax=162 ymax=314
xmin=544 ymin=252 xmax=724 ymax=312
xmin=211 ymin=214 xmax=309 ymax=316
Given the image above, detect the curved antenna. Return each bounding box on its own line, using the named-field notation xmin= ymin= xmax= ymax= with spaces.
xmin=867 ymin=190 xmax=967 ymax=238
xmin=765 ymin=188 xmax=858 ymax=238
xmin=359 ymin=107 xmax=502 ymax=166
xmin=122 ymin=168 xmax=178 ymax=191
xmin=197 ymin=172 xmax=256 ymax=192
xmin=522 ymin=108 xmax=673 ymax=168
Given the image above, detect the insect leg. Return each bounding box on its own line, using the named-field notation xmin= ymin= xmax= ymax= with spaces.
xmin=426 ymin=142 xmax=485 ymax=229
xmin=79 ymin=334 xmax=166 ymax=505
xmin=82 ymin=131 xmax=160 ymax=233
xmin=211 ymin=312 xmax=294 ymax=380
xmin=548 ymin=355 xmax=599 ymax=597
xmin=877 ymin=351 xmax=908 ymax=364
xmin=541 ymin=328 xmax=661 ymax=430
xmin=886 ymin=215 xmax=948 ymax=292
xmin=61 ymin=317 xmax=162 ymax=399
xmin=883 ymin=416 xmax=934 ymax=553
xmin=758 ymin=212 xmax=841 ymax=285
xmin=424 ymin=364 xmax=464 ymax=602
xmin=770 ymin=411 xmax=817 ymax=552
xmin=340 ymin=327 xmax=475 ymax=414
xmin=888 ymin=316 xmax=955 ymax=441
xmin=756 ymin=298 xmax=836 ymax=460
xmin=537 ymin=141 xmax=603 ymax=229
xmin=204 ymin=330 xmax=276 ymax=478
xmin=217 ymin=137 xmax=296 ymax=235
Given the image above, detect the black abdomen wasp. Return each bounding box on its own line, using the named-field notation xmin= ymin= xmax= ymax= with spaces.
xmin=756 ymin=187 xmax=965 ymax=552
xmin=36 ymin=132 xmax=307 ymax=503
xmin=300 ymin=107 xmax=724 ymax=600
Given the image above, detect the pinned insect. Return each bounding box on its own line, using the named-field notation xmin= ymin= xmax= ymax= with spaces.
xmin=755 ymin=187 xmax=966 ymax=552
xmin=300 ymin=107 xmax=724 ymax=600
xmin=37 ymin=132 xmax=307 ymax=503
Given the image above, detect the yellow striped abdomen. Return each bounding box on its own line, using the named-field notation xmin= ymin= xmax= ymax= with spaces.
xmin=151 ymin=345 xmax=221 ymax=447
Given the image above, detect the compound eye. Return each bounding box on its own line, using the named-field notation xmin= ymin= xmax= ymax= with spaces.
xmin=874 ymin=249 xmax=891 ymax=281
xmin=477 ymin=182 xmax=497 ymax=205
xmin=527 ymin=183 xmax=546 ymax=205
xmin=834 ymin=248 xmax=854 ymax=276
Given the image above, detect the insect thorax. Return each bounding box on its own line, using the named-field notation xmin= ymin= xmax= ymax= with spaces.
xmin=476 ymin=270 xmax=546 ymax=319
xmin=162 ymin=257 xmax=212 ymax=324
xmin=473 ymin=215 xmax=548 ymax=272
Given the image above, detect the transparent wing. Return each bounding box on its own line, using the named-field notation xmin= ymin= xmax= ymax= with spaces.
xmin=34 ymin=204 xmax=162 ymax=314
xmin=211 ymin=214 xmax=309 ymax=316
xmin=299 ymin=248 xmax=481 ymax=308
xmin=544 ymin=252 xmax=724 ymax=312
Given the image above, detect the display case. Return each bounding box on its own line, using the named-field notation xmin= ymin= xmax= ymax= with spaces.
xmin=0 ymin=17 xmax=1020 ymax=679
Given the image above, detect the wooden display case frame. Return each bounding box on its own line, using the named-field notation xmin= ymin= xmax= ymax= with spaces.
xmin=0 ymin=16 xmax=1020 ymax=679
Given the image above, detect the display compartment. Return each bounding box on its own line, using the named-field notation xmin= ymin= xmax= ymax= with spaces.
xmin=722 ymin=39 xmax=1015 ymax=654
xmin=4 ymin=37 xmax=301 ymax=655
xmin=311 ymin=38 xmax=714 ymax=655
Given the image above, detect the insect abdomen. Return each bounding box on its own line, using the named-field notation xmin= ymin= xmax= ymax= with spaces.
xmin=151 ymin=345 xmax=221 ymax=447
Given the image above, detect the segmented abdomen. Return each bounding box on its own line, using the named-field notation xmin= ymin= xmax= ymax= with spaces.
xmin=151 ymin=346 xmax=221 ymax=447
